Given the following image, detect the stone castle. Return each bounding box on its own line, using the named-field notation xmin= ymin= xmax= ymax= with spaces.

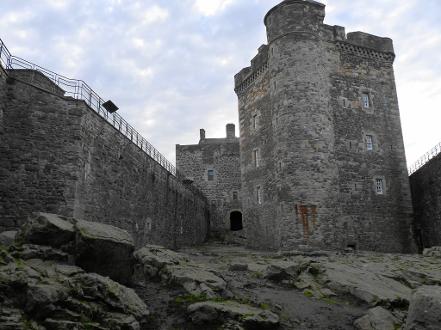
xmin=1 ymin=0 xmax=440 ymax=253
xmin=177 ymin=0 xmax=416 ymax=253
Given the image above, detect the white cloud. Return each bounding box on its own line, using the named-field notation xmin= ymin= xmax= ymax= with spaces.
xmin=1 ymin=0 xmax=440 ymax=168
xmin=192 ymin=0 xmax=235 ymax=16
xmin=44 ymin=0 xmax=72 ymax=10
xmin=141 ymin=5 xmax=169 ymax=25
xmin=212 ymin=55 xmax=234 ymax=67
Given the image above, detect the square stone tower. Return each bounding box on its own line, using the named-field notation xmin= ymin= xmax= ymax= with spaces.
xmin=234 ymin=0 xmax=416 ymax=252
xmin=176 ymin=124 xmax=242 ymax=239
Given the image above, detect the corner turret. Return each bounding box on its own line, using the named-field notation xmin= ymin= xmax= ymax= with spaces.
xmin=264 ymin=0 xmax=325 ymax=43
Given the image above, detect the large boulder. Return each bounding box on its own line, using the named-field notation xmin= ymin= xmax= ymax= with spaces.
xmin=16 ymin=213 xmax=135 ymax=285
xmin=187 ymin=301 xmax=279 ymax=329
xmin=0 ymin=246 xmax=149 ymax=329
xmin=134 ymin=245 xmax=226 ymax=298
xmin=16 ymin=213 xmax=75 ymax=248
xmin=405 ymin=285 xmax=441 ymax=330
xmin=68 ymin=272 xmax=149 ymax=322
xmin=320 ymin=262 xmax=411 ymax=306
xmin=74 ymin=219 xmax=135 ymax=285
xmin=354 ymin=307 xmax=401 ymax=330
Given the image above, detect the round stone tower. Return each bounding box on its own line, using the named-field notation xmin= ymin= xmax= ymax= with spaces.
xmin=264 ymin=0 xmax=339 ymax=249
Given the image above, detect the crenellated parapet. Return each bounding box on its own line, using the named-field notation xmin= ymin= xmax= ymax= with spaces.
xmin=346 ymin=32 xmax=394 ymax=54
xmin=235 ymin=1 xmax=396 ymax=95
xmin=336 ymin=32 xmax=395 ymax=64
xmin=234 ymin=45 xmax=268 ymax=94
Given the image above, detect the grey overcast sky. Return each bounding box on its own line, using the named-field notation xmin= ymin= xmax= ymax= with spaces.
xmin=1 ymin=0 xmax=440 ymax=168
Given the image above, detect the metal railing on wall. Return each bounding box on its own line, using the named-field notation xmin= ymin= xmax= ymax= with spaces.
xmin=409 ymin=142 xmax=441 ymax=175
xmin=0 ymin=37 xmax=178 ymax=176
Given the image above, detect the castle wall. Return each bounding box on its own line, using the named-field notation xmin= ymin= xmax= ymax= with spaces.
xmin=235 ymin=0 xmax=416 ymax=252
xmin=331 ymin=36 xmax=415 ymax=253
xmin=0 ymin=66 xmax=7 ymax=135
xmin=0 ymin=71 xmax=209 ymax=247
xmin=176 ymin=132 xmax=241 ymax=238
xmin=74 ymin=106 xmax=209 ymax=248
xmin=0 ymin=75 xmax=80 ymax=232
xmin=236 ymin=50 xmax=276 ymax=249
xmin=410 ymin=155 xmax=441 ymax=249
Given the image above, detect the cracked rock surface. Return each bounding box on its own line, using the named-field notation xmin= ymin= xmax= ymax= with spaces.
xmin=134 ymin=243 xmax=441 ymax=329
xmin=2 ymin=214 xmax=441 ymax=329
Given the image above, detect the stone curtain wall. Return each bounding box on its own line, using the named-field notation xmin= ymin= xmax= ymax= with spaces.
xmin=75 ymin=105 xmax=209 ymax=248
xmin=176 ymin=135 xmax=241 ymax=238
xmin=0 ymin=71 xmax=209 ymax=247
xmin=235 ymin=0 xmax=416 ymax=253
xmin=410 ymin=155 xmax=441 ymax=249
xmin=0 ymin=67 xmax=6 ymax=135
xmin=0 ymin=74 xmax=80 ymax=231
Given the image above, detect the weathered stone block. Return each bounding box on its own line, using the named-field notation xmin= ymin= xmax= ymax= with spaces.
xmin=405 ymin=286 xmax=441 ymax=330
xmin=16 ymin=213 xmax=75 ymax=248
xmin=73 ymin=219 xmax=135 ymax=285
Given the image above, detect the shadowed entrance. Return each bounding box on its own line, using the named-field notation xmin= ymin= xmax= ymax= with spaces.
xmin=230 ymin=211 xmax=243 ymax=231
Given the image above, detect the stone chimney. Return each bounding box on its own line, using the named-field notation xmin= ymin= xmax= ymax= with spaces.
xmin=200 ymin=129 xmax=206 ymax=141
xmin=226 ymin=124 xmax=235 ymax=139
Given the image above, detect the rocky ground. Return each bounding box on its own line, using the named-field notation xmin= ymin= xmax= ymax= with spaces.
xmin=134 ymin=243 xmax=441 ymax=330
xmin=1 ymin=213 xmax=441 ymax=329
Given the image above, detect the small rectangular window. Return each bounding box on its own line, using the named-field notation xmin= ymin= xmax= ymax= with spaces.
xmin=207 ymin=169 xmax=214 ymax=181
xmin=362 ymin=93 xmax=370 ymax=108
xmin=375 ymin=178 xmax=384 ymax=194
xmin=366 ymin=135 xmax=373 ymax=151
xmin=233 ymin=191 xmax=238 ymax=200
xmin=252 ymin=114 xmax=258 ymax=130
xmin=256 ymin=186 xmax=262 ymax=204
xmin=253 ymin=149 xmax=260 ymax=168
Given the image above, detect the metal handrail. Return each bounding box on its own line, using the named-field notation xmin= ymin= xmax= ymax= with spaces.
xmin=0 ymin=37 xmax=179 ymax=176
xmin=409 ymin=142 xmax=441 ymax=175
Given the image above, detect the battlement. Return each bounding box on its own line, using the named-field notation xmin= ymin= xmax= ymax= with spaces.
xmin=346 ymin=32 xmax=394 ymax=55
xmin=264 ymin=0 xmax=325 ymax=43
xmin=264 ymin=0 xmax=325 ymax=26
xmin=234 ymin=45 xmax=268 ymax=93
xmin=335 ymin=40 xmax=395 ymax=63
xmin=235 ymin=1 xmax=396 ymax=94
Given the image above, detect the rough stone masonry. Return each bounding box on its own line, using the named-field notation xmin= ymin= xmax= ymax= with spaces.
xmin=0 ymin=67 xmax=209 ymax=249
xmin=235 ymin=0 xmax=416 ymax=252
xmin=176 ymin=124 xmax=241 ymax=240
xmin=0 ymin=0 xmax=430 ymax=254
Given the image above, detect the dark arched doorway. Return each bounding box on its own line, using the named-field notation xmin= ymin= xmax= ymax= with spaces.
xmin=230 ymin=211 xmax=243 ymax=231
